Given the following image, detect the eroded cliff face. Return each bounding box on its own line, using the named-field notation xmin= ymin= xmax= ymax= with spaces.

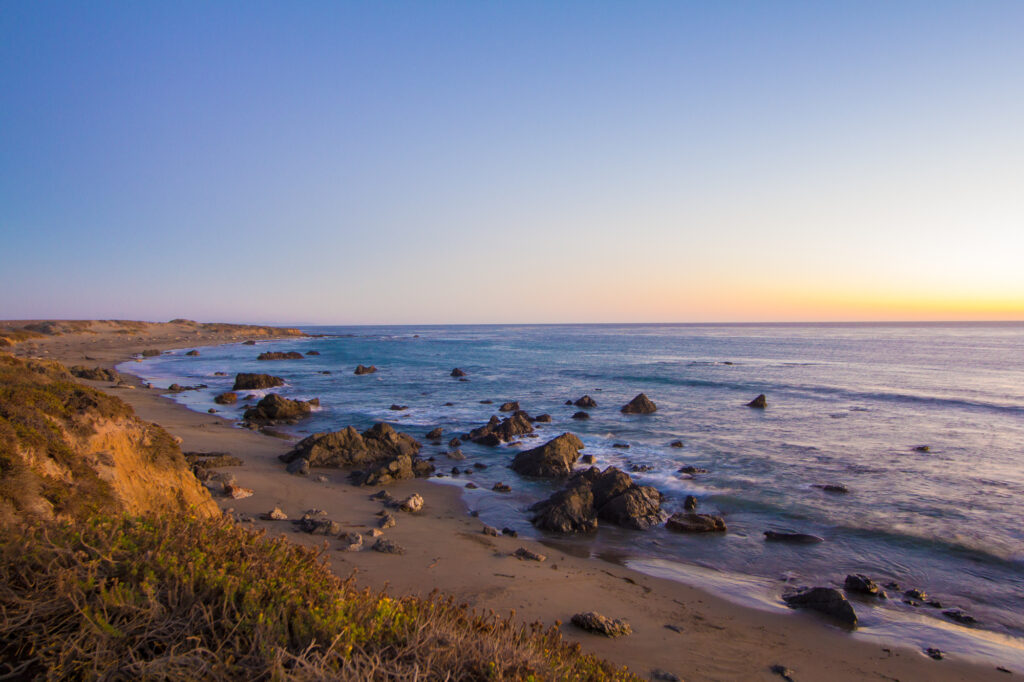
xmin=0 ymin=354 xmax=217 ymax=524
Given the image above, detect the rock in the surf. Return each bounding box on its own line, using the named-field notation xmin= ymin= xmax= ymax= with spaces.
xmin=354 ymin=364 xmax=377 ymax=375
xmin=783 ymin=587 xmax=858 ymax=627
xmin=574 ymin=395 xmax=597 ymax=408
xmin=621 ymin=393 xmax=657 ymax=414
xmin=243 ymin=394 xmax=318 ymax=424
xmin=232 ymin=373 xmax=284 ymax=391
xmin=450 ymin=368 xmax=466 ymax=377
xmin=746 ymin=394 xmax=767 ymax=408
xmin=499 ymin=401 xmax=520 ymax=412
xmin=845 ymin=574 xmax=885 ymax=597
xmin=511 ymin=433 xmax=585 ymax=477
xmin=257 ymin=351 xmax=304 ymax=360
xmin=666 ymin=513 xmax=726 ymax=533
xmin=763 ymin=530 xmax=823 ymax=544
xmin=213 ymin=391 xmax=237 ymax=405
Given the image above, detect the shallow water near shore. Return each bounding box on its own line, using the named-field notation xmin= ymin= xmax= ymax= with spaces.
xmin=123 ymin=322 xmax=1024 ymax=665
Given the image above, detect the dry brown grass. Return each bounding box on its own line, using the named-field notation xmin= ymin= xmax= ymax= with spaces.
xmin=0 ymin=515 xmax=638 ymax=681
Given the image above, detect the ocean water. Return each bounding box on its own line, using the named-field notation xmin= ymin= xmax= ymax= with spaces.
xmin=123 ymin=323 xmax=1024 ymax=664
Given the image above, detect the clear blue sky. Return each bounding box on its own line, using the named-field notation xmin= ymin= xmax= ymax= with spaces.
xmin=2 ymin=1 xmax=1022 ymax=324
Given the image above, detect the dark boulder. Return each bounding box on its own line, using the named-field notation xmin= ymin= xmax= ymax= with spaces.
xmin=243 ymin=394 xmax=318 ymax=424
xmin=242 ymin=340 xmax=256 ymax=345
xmin=282 ymin=422 xmax=421 ymax=468
xmin=683 ymin=495 xmax=698 ymax=511
xmin=354 ymin=364 xmax=377 ymax=375
xmin=213 ymin=392 xmax=238 ymax=405
xmin=747 ymin=394 xmax=767 ymax=408
xmin=185 ymin=350 xmax=200 ymax=356
xmin=426 ymin=427 xmax=444 ymax=440
xmin=257 ymin=351 xmax=304 ymax=360
xmin=511 ymin=433 xmax=585 ymax=477
xmin=448 ymin=437 xmax=462 ymax=447
xmin=535 ymin=414 xmax=552 ymax=423
xmin=621 ymin=393 xmax=657 ymax=414
xmin=571 ymin=411 xmax=590 ymax=420
xmin=816 ymin=484 xmax=849 ymax=493
xmin=666 ymin=513 xmax=726 ymax=533
xmin=574 ymin=395 xmax=597 ymax=408
xmin=450 ymin=368 xmax=466 ymax=377
xmin=141 ymin=349 xmax=161 ymax=357
xmin=670 ymin=440 xmax=684 ymax=448
xmin=305 ymin=350 xmax=320 ymax=356
xmin=530 ymin=466 xmax=665 ymax=533
xmin=499 ymin=401 xmax=520 ymax=412
xmin=389 ymin=404 xmax=408 ymax=411
xmin=783 ymin=587 xmax=858 ymax=627
xmin=530 ymin=484 xmax=597 ymax=534
xmin=597 ymin=485 xmax=664 ymax=529
xmin=232 ymin=373 xmax=285 ymax=391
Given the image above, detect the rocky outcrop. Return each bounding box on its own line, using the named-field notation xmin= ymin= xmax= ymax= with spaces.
xmin=243 ymin=394 xmax=318 ymax=424
xmin=665 ymin=513 xmax=726 ymax=533
xmin=529 ymin=466 xmax=664 ymax=533
xmin=468 ymin=412 xmax=534 ymax=446
xmin=783 ymin=587 xmax=858 ymax=627
xmin=450 ymin=368 xmax=466 ymax=377
xmin=257 ymin=351 xmax=304 ymax=360
xmin=70 ymin=366 xmax=120 ymax=382
xmin=499 ymin=401 xmax=520 ymax=412
xmin=213 ymin=392 xmax=237 ymax=405
xmin=621 ymin=393 xmax=657 ymax=414
xmin=511 ymin=433 xmax=584 ymax=477
xmin=232 ymin=373 xmax=285 ymax=390
xmin=354 ymin=364 xmax=377 ymax=375
xmin=574 ymin=395 xmax=597 ymax=408
xmin=747 ymin=394 xmax=767 ymax=408
xmin=280 ymin=423 xmax=432 ymax=486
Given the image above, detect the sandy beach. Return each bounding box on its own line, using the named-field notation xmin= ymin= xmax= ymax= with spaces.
xmin=6 ymin=321 xmax=1014 ymax=682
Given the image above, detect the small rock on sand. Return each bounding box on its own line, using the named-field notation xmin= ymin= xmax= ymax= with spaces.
xmin=260 ymin=506 xmax=288 ymax=521
xmin=372 ymin=538 xmax=405 ymax=554
xmin=378 ymin=511 xmax=397 ymax=529
xmin=224 ymin=484 xmax=254 ymax=500
xmin=571 ymin=611 xmax=632 ymax=637
xmin=482 ymin=524 xmax=499 ymax=536
xmin=513 ymin=547 xmax=546 ymax=562
xmin=399 ymin=493 xmax=424 ymax=513
xmin=340 ymin=532 xmax=363 ymax=551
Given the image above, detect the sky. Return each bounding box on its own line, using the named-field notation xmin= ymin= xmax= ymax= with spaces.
xmin=1 ymin=1 xmax=1022 ymax=325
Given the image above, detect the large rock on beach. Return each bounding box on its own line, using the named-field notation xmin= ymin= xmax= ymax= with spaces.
xmin=243 ymin=394 xmax=318 ymax=424
xmin=283 ymin=423 xmax=421 ymax=468
xmin=783 ymin=587 xmax=858 ymax=627
xmin=621 ymin=393 xmax=657 ymax=414
xmin=530 ymin=466 xmax=665 ymax=533
xmin=511 ymin=433 xmax=584 ymax=477
xmin=257 ymin=351 xmax=304 ymax=360
xmin=232 ymin=373 xmax=285 ymax=391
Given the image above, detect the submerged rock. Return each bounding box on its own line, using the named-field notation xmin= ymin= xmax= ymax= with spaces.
xmin=666 ymin=513 xmax=726 ymax=533
xmin=185 ymin=350 xmax=200 ymax=356
xmin=354 ymin=364 xmax=377 ymax=375
xmin=764 ymin=530 xmax=823 ymax=544
xmin=845 ymin=574 xmax=885 ymax=597
xmin=450 ymin=368 xmax=466 ymax=377
xmin=621 ymin=393 xmax=657 ymax=414
xmin=574 ymin=395 xmax=597 ymax=408
xmin=571 ymin=411 xmax=590 ymax=420
xmin=426 ymin=427 xmax=444 ymax=440
xmin=783 ymin=587 xmax=858 ymax=627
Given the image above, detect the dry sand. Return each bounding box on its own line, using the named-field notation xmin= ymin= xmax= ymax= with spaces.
xmin=6 ymin=321 xmax=1014 ymax=681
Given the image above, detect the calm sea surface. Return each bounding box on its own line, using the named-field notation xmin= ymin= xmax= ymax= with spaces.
xmin=125 ymin=323 xmax=1024 ymax=663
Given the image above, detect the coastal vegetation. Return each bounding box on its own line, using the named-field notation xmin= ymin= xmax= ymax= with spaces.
xmin=0 ymin=353 xmax=636 ymax=680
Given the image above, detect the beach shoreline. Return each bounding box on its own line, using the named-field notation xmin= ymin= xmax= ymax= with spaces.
xmin=4 ymin=320 xmax=1016 ymax=681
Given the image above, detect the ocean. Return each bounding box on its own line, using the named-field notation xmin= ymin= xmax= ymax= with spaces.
xmin=123 ymin=322 xmax=1024 ymax=664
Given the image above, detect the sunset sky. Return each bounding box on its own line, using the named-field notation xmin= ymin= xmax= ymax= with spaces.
xmin=2 ymin=1 xmax=1022 ymax=324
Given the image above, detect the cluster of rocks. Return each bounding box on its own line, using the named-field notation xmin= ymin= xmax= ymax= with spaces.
xmin=280 ymin=423 xmax=433 ymax=486
xmin=257 ymin=351 xmax=304 ymax=360
xmin=467 ymin=412 xmax=535 ymax=446
xmin=243 ymin=394 xmax=319 ymax=425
